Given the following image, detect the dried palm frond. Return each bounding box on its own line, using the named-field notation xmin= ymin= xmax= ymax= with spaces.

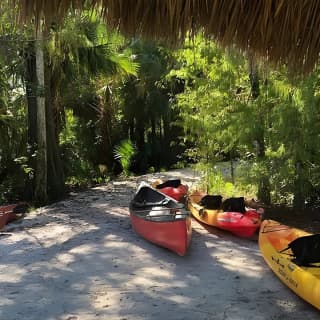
xmin=7 ymin=0 xmax=320 ymax=74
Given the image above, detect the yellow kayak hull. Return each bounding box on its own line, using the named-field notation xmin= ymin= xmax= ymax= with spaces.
xmin=259 ymin=219 xmax=320 ymax=310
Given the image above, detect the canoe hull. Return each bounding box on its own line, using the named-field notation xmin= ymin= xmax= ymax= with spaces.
xmin=0 ymin=203 xmax=25 ymax=229
xmin=130 ymin=183 xmax=192 ymax=256
xmin=0 ymin=212 xmax=9 ymax=229
xmin=130 ymin=212 xmax=192 ymax=256
xmin=188 ymin=195 xmax=261 ymax=238
xmin=259 ymin=219 xmax=320 ymax=310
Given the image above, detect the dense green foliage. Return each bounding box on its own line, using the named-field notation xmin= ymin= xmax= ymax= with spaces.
xmin=170 ymin=34 xmax=320 ymax=207
xmin=1 ymin=6 xmax=320 ymax=210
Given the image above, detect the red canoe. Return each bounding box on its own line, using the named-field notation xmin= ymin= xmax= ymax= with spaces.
xmin=129 ymin=184 xmax=192 ymax=256
xmin=0 ymin=203 xmax=27 ymax=229
xmin=188 ymin=193 xmax=262 ymax=238
xmin=152 ymin=179 xmax=189 ymax=202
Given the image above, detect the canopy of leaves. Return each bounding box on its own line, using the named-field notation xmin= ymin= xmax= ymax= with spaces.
xmin=171 ymin=32 xmax=320 ymax=206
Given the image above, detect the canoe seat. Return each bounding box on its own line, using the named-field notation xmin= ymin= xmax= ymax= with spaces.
xmin=131 ymin=198 xmax=170 ymax=208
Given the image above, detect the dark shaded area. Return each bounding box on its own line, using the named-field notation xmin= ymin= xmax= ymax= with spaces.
xmin=263 ymin=205 xmax=320 ymax=234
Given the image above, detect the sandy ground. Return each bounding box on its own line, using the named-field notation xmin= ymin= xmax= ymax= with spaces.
xmin=0 ymin=169 xmax=319 ymax=320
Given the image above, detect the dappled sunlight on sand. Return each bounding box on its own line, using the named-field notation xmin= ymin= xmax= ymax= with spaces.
xmin=210 ymin=248 xmax=264 ymax=277
xmin=0 ymin=265 xmax=26 ymax=282
xmin=1 ymin=170 xmax=319 ymax=319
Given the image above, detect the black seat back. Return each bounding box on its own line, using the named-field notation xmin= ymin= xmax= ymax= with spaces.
xmin=282 ymin=234 xmax=320 ymax=266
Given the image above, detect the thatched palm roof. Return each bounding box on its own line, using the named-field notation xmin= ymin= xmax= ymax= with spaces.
xmin=14 ymin=0 xmax=320 ymax=73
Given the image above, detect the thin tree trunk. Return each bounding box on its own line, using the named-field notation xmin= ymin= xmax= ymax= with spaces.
xmin=293 ymin=161 xmax=306 ymax=209
xmin=249 ymin=55 xmax=271 ymax=205
xmin=25 ymin=43 xmax=37 ymax=200
xmin=129 ymin=118 xmax=134 ymax=141
xmin=99 ymin=87 xmax=114 ymax=171
xmin=34 ymin=23 xmax=47 ymax=204
xmin=249 ymin=57 xmax=260 ymax=99
xmin=45 ymin=66 xmax=65 ymax=200
xmin=230 ymin=151 xmax=235 ymax=184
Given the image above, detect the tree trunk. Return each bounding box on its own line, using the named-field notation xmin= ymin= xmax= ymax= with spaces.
xmin=249 ymin=58 xmax=260 ymax=99
xmin=98 ymin=87 xmax=114 ymax=172
xmin=45 ymin=66 xmax=66 ymax=200
xmin=293 ymin=161 xmax=306 ymax=209
xmin=249 ymin=56 xmax=271 ymax=205
xmin=128 ymin=118 xmax=134 ymax=141
xmin=230 ymin=151 xmax=235 ymax=184
xmin=25 ymin=43 xmax=37 ymax=200
xmin=34 ymin=24 xmax=48 ymax=204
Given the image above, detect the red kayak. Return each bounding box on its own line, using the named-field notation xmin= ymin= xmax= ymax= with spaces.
xmin=0 ymin=203 xmax=27 ymax=229
xmin=129 ymin=184 xmax=192 ymax=256
xmin=188 ymin=192 xmax=262 ymax=238
xmin=213 ymin=209 xmax=261 ymax=238
xmin=152 ymin=179 xmax=189 ymax=202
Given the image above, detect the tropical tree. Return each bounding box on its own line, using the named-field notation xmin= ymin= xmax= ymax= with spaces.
xmin=170 ymin=34 xmax=249 ymax=173
xmin=0 ymin=3 xmax=30 ymax=202
xmin=0 ymin=5 xmax=138 ymax=203
xmin=120 ymin=39 xmax=183 ymax=173
xmin=45 ymin=10 xmax=138 ymax=190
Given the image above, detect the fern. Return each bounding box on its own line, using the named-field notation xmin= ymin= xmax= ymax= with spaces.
xmin=113 ymin=139 xmax=136 ymax=176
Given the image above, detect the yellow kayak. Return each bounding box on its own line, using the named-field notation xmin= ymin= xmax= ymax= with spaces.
xmin=259 ymin=219 xmax=320 ymax=310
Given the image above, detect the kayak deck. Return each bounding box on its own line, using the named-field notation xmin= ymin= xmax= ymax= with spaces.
xmin=259 ymin=220 xmax=320 ymax=310
xmin=187 ymin=195 xmax=261 ymax=238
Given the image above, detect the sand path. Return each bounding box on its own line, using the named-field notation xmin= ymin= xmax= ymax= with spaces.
xmin=0 ymin=169 xmax=319 ymax=320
